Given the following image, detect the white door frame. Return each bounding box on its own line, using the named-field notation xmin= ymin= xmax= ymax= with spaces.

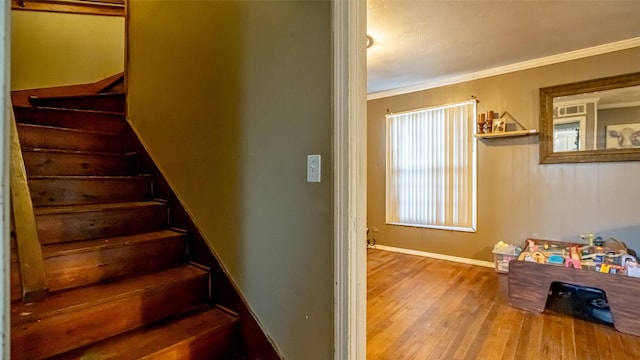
xmin=333 ymin=0 xmax=367 ymax=359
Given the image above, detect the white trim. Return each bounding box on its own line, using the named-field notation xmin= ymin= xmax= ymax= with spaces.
xmin=374 ymin=245 xmax=495 ymax=269
xmin=367 ymin=37 xmax=640 ymax=100
xmin=554 ymin=97 xmax=599 ymax=109
xmin=333 ymin=0 xmax=367 ymax=359
xmin=599 ymin=100 xmax=640 ymax=109
xmin=385 ymin=222 xmax=476 ymax=233
xmin=553 ymin=116 xmax=586 ymax=151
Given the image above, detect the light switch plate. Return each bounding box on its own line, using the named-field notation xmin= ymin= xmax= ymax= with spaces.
xmin=307 ymin=155 xmax=321 ymax=182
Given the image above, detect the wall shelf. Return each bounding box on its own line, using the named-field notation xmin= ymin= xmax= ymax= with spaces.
xmin=474 ymin=129 xmax=539 ymax=139
xmin=474 ymin=110 xmax=538 ymax=139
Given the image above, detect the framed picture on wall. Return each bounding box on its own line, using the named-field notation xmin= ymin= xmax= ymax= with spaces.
xmin=492 ymin=118 xmax=507 ymax=133
xmin=606 ymin=123 xmax=640 ymax=149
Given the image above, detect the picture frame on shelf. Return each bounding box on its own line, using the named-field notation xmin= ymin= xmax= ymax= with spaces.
xmin=492 ymin=118 xmax=507 ymax=133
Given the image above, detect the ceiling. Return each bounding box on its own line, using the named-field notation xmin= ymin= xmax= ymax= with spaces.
xmin=367 ymin=0 xmax=640 ymax=97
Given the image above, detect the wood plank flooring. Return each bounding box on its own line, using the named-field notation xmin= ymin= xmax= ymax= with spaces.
xmin=367 ymin=249 xmax=640 ymax=359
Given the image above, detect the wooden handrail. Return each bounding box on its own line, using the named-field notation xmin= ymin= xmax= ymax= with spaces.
xmin=11 ymin=72 xmax=124 ymax=107
xmin=10 ymin=107 xmax=49 ymax=302
xmin=12 ymin=0 xmax=125 ymax=17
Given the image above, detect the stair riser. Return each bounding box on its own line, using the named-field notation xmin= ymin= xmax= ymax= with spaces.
xmin=18 ymin=124 xmax=126 ymax=153
xmin=30 ymin=177 xmax=152 ymax=206
xmin=46 ymin=236 xmax=185 ymax=292
xmin=36 ymin=204 xmax=168 ymax=244
xmin=11 ymin=260 xmax=21 ymax=302
xmin=11 ymin=274 xmax=210 ymax=360
xmin=48 ymin=308 xmax=238 ymax=360
xmin=9 ymin=244 xmax=21 ymax=301
xmin=14 ymin=107 xmax=125 ymax=134
xmin=30 ymin=95 xmax=125 ymax=113
xmin=24 ymin=152 xmax=137 ymax=176
xmin=144 ymin=322 xmax=237 ymax=360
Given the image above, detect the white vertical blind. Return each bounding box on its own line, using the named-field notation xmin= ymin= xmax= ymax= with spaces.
xmin=386 ymin=100 xmax=476 ymax=231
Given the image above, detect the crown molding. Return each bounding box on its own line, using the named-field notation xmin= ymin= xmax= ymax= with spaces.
xmin=367 ymin=37 xmax=640 ymax=101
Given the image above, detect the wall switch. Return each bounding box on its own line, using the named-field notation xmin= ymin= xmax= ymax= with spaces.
xmin=307 ymin=155 xmax=321 ymax=182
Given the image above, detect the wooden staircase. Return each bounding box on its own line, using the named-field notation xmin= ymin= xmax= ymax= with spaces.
xmin=10 ymin=94 xmax=240 ymax=359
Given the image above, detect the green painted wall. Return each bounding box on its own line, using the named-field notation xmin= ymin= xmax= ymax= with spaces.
xmin=127 ymin=1 xmax=333 ymax=358
xmin=368 ymin=48 xmax=640 ymax=262
xmin=11 ymin=11 xmax=124 ymax=90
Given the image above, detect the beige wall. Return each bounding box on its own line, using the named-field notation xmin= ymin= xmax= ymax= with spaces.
xmin=368 ymin=47 xmax=640 ymax=262
xmin=127 ymin=1 xmax=332 ymax=358
xmin=11 ymin=11 xmax=124 ymax=90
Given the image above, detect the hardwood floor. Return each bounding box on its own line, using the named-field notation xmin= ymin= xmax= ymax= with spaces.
xmin=367 ymin=249 xmax=640 ymax=359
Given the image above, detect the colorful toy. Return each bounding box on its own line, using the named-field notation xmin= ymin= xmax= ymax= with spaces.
xmin=566 ymin=259 xmax=581 ymax=269
xmin=531 ymin=252 xmax=546 ymax=264
xmin=516 ymin=237 xmax=637 ymax=276
xmin=548 ymin=254 xmax=565 ymax=265
xmin=568 ymin=244 xmax=582 ymax=269
xmin=492 ymin=241 xmax=522 ymax=273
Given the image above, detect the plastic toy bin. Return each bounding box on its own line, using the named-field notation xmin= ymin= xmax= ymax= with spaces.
xmin=493 ymin=242 xmax=521 ymax=273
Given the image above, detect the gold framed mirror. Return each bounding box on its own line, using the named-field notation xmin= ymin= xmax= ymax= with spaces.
xmin=539 ymin=72 xmax=640 ymax=164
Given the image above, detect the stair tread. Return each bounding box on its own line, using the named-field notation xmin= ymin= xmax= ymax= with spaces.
xmin=51 ymin=307 xmax=237 ymax=360
xmin=21 ymin=147 xmax=136 ymax=157
xmin=35 ymin=200 xmax=165 ymax=215
xmin=42 ymin=230 xmax=185 ymax=258
xmin=30 ymin=92 xmax=124 ymax=101
xmin=29 ymin=93 xmax=125 ymax=113
xmin=17 ymin=122 xmax=122 ymax=136
xmin=29 ymin=174 xmax=152 ymax=180
xmin=13 ymin=104 xmax=125 ymax=116
xmin=11 ymin=265 xmax=208 ymax=327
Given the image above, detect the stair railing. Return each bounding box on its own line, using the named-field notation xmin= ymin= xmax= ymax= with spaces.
xmin=10 ymin=107 xmax=49 ymax=302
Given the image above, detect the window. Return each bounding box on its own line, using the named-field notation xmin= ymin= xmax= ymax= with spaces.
xmin=386 ymin=100 xmax=476 ymax=232
xmin=554 ymin=117 xmax=586 ymax=152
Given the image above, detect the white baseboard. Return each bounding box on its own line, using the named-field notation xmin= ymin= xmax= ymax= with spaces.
xmin=372 ymin=244 xmax=495 ymax=269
